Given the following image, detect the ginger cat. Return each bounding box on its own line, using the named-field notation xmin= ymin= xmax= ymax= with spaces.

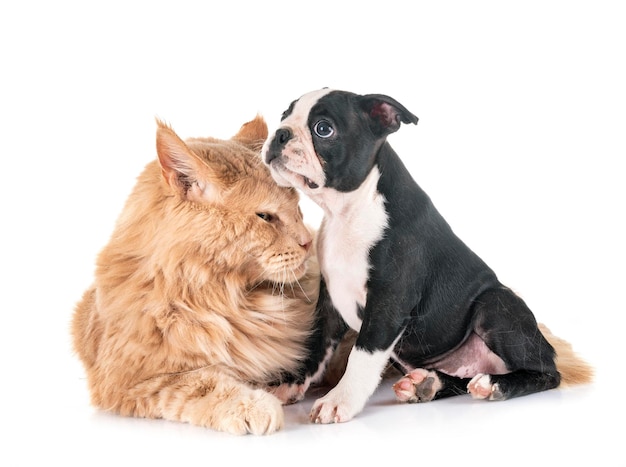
xmin=72 ymin=116 xmax=327 ymax=435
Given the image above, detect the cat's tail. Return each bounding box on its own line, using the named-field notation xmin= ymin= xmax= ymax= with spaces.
xmin=538 ymin=323 xmax=594 ymax=387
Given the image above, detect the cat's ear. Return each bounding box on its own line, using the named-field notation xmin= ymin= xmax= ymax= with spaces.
xmin=232 ymin=114 xmax=268 ymax=152
xmin=155 ymin=119 xmax=223 ymax=202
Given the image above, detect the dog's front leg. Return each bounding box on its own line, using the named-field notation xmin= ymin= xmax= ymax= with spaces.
xmin=310 ymin=344 xmax=394 ymax=424
xmin=309 ymin=302 xmax=403 ymax=424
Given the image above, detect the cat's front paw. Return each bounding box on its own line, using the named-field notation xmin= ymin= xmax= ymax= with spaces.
xmin=212 ymin=389 xmax=284 ymax=435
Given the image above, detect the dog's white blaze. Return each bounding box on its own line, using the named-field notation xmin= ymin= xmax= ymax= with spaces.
xmin=317 ymin=168 xmax=388 ymax=331
xmin=286 ymin=88 xmax=333 ymax=127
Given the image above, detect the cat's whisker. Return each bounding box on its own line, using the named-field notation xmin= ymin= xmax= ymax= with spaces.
xmin=254 ymin=264 xmax=286 ymax=298
xmin=291 ymin=270 xmax=312 ymax=303
xmin=273 ymin=273 xmax=285 ymax=297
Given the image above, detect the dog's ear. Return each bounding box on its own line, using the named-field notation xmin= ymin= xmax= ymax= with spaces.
xmin=358 ymin=94 xmax=418 ymax=137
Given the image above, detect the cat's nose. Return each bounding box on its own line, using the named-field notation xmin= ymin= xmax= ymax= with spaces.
xmin=300 ymin=231 xmax=313 ymax=251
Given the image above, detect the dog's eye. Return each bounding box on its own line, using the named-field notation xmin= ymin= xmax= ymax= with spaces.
xmin=256 ymin=212 xmax=274 ymax=222
xmin=314 ymin=120 xmax=334 ymax=138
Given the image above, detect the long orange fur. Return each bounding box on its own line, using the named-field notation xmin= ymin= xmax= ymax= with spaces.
xmin=72 ymin=116 xmax=320 ymax=435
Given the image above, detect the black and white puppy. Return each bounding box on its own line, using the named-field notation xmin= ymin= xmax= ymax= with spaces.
xmin=262 ymin=88 xmax=561 ymax=424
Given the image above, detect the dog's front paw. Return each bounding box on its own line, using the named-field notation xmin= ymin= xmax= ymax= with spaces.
xmin=467 ymin=373 xmax=503 ymax=400
xmin=309 ymin=387 xmax=362 ymax=424
xmin=392 ymin=368 xmax=442 ymax=403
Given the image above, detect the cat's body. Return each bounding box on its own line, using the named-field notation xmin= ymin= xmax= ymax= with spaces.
xmin=72 ymin=116 xmax=327 ymax=435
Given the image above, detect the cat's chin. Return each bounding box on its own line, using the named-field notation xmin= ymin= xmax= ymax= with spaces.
xmin=264 ymin=261 xmax=309 ymax=285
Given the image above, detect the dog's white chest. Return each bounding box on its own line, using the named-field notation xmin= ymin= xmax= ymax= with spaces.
xmin=317 ymin=169 xmax=388 ymax=332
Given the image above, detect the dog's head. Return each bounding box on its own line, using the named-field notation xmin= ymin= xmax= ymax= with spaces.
xmin=262 ymin=89 xmax=418 ymax=193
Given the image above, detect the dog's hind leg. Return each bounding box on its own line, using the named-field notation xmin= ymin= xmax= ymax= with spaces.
xmin=467 ymin=369 xmax=559 ymax=400
xmin=467 ymin=286 xmax=561 ymax=400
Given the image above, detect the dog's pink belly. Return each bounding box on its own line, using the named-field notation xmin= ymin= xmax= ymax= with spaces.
xmin=427 ymin=332 xmax=508 ymax=378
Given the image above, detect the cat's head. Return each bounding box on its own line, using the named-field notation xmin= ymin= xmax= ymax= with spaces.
xmin=154 ymin=115 xmax=313 ymax=285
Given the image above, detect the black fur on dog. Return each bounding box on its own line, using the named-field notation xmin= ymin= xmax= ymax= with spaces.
xmin=263 ymin=89 xmax=591 ymax=424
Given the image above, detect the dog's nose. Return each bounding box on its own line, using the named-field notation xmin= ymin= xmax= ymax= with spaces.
xmin=265 ymin=127 xmax=293 ymax=164
xmin=276 ymin=127 xmax=292 ymax=145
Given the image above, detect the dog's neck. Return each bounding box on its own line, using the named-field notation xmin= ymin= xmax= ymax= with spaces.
xmin=312 ymin=167 xmax=383 ymax=219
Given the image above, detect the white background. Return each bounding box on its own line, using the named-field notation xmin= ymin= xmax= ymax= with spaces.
xmin=1 ymin=1 xmax=624 ymax=465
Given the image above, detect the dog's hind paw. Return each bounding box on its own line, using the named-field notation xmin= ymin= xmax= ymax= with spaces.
xmin=392 ymin=368 xmax=442 ymax=403
xmin=467 ymin=374 xmax=503 ymax=400
xmin=268 ymin=381 xmax=309 ymax=405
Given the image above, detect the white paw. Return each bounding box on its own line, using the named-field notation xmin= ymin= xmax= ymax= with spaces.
xmin=309 ymin=346 xmax=391 ymax=423
xmin=309 ymin=386 xmax=362 ymax=424
xmin=468 ymin=373 xmax=501 ymax=400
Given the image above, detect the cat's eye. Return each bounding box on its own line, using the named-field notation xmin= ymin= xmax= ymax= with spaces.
xmin=313 ymin=120 xmax=334 ymax=138
xmin=256 ymin=212 xmax=273 ymax=222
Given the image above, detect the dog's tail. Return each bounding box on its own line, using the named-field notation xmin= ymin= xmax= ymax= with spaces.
xmin=538 ymin=323 xmax=594 ymax=387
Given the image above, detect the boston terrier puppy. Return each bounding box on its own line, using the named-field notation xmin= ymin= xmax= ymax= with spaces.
xmin=262 ymin=88 xmax=591 ymax=424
